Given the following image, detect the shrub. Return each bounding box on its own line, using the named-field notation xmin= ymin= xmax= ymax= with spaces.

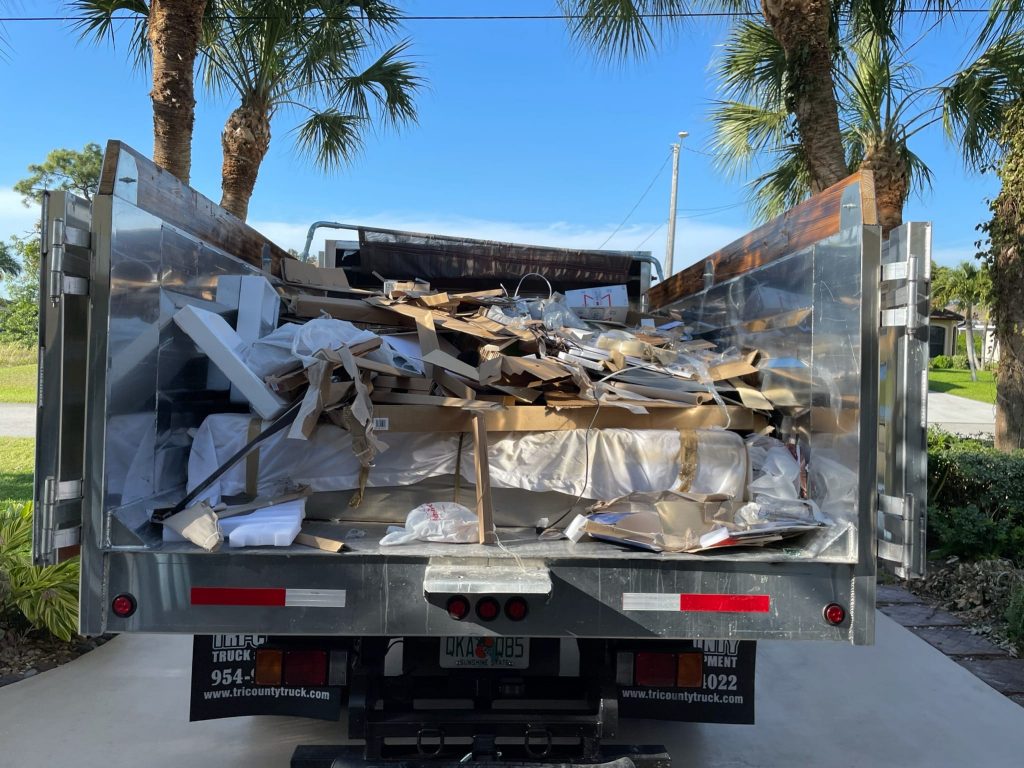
xmin=0 ymin=502 xmax=78 ymax=641
xmin=950 ymin=354 xmax=970 ymax=370
xmin=931 ymin=355 xmax=953 ymax=369
xmin=928 ymin=429 xmax=1024 ymax=565
xmin=1008 ymin=582 xmax=1024 ymax=647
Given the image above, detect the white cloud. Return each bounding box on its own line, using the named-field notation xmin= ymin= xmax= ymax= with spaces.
xmin=0 ymin=187 xmax=39 ymax=240
xmin=249 ymin=212 xmax=749 ymax=279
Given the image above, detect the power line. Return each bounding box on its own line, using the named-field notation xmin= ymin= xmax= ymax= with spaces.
xmin=0 ymin=8 xmax=1002 ymax=22
xmin=597 ymin=149 xmax=672 ymax=249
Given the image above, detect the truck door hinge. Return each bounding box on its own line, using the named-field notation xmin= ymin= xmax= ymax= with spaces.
xmin=877 ymin=492 xmax=917 ymax=571
xmin=48 ymin=218 xmax=91 ymax=303
xmin=39 ymin=476 xmax=84 ymax=556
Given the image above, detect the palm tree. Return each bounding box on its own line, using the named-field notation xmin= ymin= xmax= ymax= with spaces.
xmin=0 ymin=241 xmax=21 ymax=281
xmin=560 ymin=1 xmax=941 ymax=195
xmin=944 ymin=1 xmax=1024 ymax=448
xmin=932 ymin=262 xmax=991 ymax=382
xmin=72 ymin=0 xmax=210 ymax=184
xmin=710 ymin=21 xmax=935 ymax=233
xmin=199 ymin=0 xmax=421 ymax=220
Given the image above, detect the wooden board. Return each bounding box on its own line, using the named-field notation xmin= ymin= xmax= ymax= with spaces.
xmin=99 ymin=141 xmax=293 ymax=277
xmin=369 ymin=404 xmax=764 ymax=433
xmin=472 ymin=414 xmax=496 ymax=545
xmin=648 ymin=170 xmax=877 ymax=309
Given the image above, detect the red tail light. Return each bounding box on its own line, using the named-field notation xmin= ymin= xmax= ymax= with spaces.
xmin=504 ymin=597 xmax=529 ymax=621
xmin=476 ymin=597 xmax=500 ymax=621
xmin=824 ymin=603 xmax=847 ymax=625
xmin=635 ymin=652 xmax=676 ymax=687
xmin=111 ymin=593 xmax=136 ymax=618
xmin=447 ymin=595 xmax=470 ymax=621
xmin=283 ymin=650 xmax=327 ymax=686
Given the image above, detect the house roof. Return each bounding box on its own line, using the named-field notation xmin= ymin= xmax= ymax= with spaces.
xmin=930 ymin=307 xmax=964 ymax=321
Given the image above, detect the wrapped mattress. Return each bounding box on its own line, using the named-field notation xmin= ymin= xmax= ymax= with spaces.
xmin=187 ymin=414 xmax=747 ymax=512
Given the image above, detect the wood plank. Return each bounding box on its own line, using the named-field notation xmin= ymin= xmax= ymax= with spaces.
xmin=647 ymin=170 xmax=877 ymax=309
xmin=472 ymin=413 xmax=496 ymax=545
xmin=100 ymin=141 xmax=293 ymax=277
xmin=369 ymin=404 xmax=763 ymax=432
xmin=289 ymin=295 xmax=412 ymax=326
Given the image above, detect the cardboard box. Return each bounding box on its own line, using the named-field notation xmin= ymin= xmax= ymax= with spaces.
xmin=565 ymin=284 xmax=629 ymax=323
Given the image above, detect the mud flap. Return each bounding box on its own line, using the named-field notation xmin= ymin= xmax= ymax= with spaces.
xmin=615 ymin=640 xmax=756 ymax=724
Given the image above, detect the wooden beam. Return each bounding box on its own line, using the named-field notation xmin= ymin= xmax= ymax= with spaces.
xmin=99 ymin=141 xmax=293 ymax=277
xmin=647 ymin=170 xmax=877 ymax=309
xmin=472 ymin=413 xmax=496 ymax=545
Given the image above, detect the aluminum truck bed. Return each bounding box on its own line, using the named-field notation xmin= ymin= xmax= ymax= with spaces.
xmin=33 ymin=141 xmax=928 ymax=646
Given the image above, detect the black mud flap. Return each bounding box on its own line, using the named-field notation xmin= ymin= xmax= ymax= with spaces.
xmin=292 ymin=746 xmax=671 ymax=768
xmin=190 ymin=635 xmax=343 ymax=721
xmin=616 ymin=640 xmax=756 ymax=725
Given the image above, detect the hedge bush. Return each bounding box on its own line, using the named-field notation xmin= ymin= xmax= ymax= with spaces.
xmin=950 ymin=354 xmax=971 ymax=370
xmin=928 ymin=429 xmax=1024 ymax=565
xmin=931 ymin=355 xmax=953 ymax=369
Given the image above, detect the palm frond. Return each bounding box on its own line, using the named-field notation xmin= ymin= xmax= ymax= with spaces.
xmin=294 ymin=109 xmax=366 ymax=169
xmin=715 ymin=19 xmax=786 ymax=105
xmin=335 ymin=39 xmax=421 ymax=127
xmin=943 ymin=31 xmax=1024 ymax=169
xmin=557 ymin=0 xmax=690 ymax=60
xmin=70 ymin=0 xmax=151 ymax=69
xmin=747 ymin=145 xmax=815 ymax=222
xmin=709 ymin=100 xmax=792 ymax=176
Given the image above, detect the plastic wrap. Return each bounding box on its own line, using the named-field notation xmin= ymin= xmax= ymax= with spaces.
xmin=379 ymin=502 xmax=479 ymax=546
xmin=187 ymin=415 xmax=748 ymax=507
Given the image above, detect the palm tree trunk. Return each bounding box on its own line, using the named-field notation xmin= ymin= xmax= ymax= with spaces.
xmin=148 ymin=0 xmax=207 ymax=184
xmin=220 ymin=102 xmax=272 ymax=221
xmin=965 ymin=305 xmax=979 ymax=382
xmin=860 ymin=137 xmax=909 ymax=237
xmin=761 ymin=0 xmax=848 ymax=193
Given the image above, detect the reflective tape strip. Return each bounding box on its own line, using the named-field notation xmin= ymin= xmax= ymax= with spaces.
xmin=191 ymin=587 xmax=346 ymax=608
xmin=284 ymin=589 xmax=347 ymax=608
xmin=623 ymin=592 xmax=770 ymax=613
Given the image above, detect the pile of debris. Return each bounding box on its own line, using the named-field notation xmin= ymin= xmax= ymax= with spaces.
xmin=157 ymin=260 xmax=832 ymax=554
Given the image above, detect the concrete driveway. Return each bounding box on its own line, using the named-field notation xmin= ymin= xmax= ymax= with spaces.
xmin=1 ymin=614 xmax=1022 ymax=767
xmin=927 ymin=391 xmax=996 ymax=436
xmin=0 ymin=402 xmax=35 ymax=438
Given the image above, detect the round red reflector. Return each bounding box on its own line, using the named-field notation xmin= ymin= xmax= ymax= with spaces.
xmin=824 ymin=603 xmax=846 ymax=625
xmin=112 ymin=594 xmax=136 ymax=618
xmin=446 ymin=596 xmax=470 ymax=621
xmin=476 ymin=597 xmax=500 ymax=621
xmin=504 ymin=596 xmax=529 ymax=621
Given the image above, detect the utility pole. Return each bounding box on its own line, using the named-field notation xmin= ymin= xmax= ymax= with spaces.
xmin=664 ymin=131 xmax=687 ymax=277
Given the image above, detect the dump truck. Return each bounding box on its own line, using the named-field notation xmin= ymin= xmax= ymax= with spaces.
xmin=33 ymin=141 xmax=929 ymax=768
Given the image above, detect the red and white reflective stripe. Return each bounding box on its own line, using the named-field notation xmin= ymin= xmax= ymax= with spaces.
xmin=622 ymin=592 xmax=770 ymax=613
xmin=191 ymin=587 xmax=346 ymax=608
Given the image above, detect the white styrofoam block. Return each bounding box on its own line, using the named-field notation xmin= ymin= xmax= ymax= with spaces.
xmin=173 ymin=304 xmax=288 ymax=420
xmin=225 ymin=498 xmax=305 ymax=548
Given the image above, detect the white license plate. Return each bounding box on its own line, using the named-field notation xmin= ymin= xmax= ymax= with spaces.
xmin=439 ymin=637 xmax=529 ymax=669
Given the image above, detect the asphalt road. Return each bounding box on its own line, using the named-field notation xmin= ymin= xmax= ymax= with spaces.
xmin=0 ymin=402 xmax=35 ymax=438
xmin=1 ymin=614 xmax=1022 ymax=767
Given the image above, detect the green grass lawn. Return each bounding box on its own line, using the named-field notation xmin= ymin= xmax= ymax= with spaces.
xmin=928 ymin=369 xmax=997 ymax=404
xmin=0 ymin=437 xmax=35 ymax=505
xmin=0 ymin=363 xmax=37 ymax=403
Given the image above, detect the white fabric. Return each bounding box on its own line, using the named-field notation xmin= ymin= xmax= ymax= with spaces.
xmin=187 ymin=414 xmax=748 ymax=505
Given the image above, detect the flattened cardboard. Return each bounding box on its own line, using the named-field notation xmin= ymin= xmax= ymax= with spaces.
xmin=282 ymin=259 xmax=351 ymax=291
xmin=708 ymin=351 xmax=760 ymax=381
xmin=289 ymin=295 xmax=409 ymax=326
xmin=174 ymin=304 xmax=289 ymax=420
xmin=295 ymin=531 xmax=346 ymax=552
xmin=565 ymin=284 xmax=629 ymax=323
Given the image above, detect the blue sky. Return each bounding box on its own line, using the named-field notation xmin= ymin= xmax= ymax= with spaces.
xmin=0 ymin=0 xmax=1000 ymax=279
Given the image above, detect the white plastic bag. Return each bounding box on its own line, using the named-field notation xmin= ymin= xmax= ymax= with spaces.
xmin=244 ymin=318 xmax=379 ymax=377
xmin=748 ymin=446 xmax=800 ymax=499
xmin=379 ymin=502 xmax=479 ymax=546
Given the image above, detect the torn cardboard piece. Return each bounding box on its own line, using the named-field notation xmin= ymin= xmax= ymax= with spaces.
xmin=282 ymin=259 xmax=352 ymax=291
xmin=163 ymin=502 xmax=223 ymax=551
xmin=295 ymin=530 xmax=346 ymax=552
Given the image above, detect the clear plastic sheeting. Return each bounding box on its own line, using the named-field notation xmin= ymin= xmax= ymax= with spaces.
xmin=380 ymin=502 xmax=479 ymax=546
xmin=187 ymin=415 xmax=747 ymax=509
